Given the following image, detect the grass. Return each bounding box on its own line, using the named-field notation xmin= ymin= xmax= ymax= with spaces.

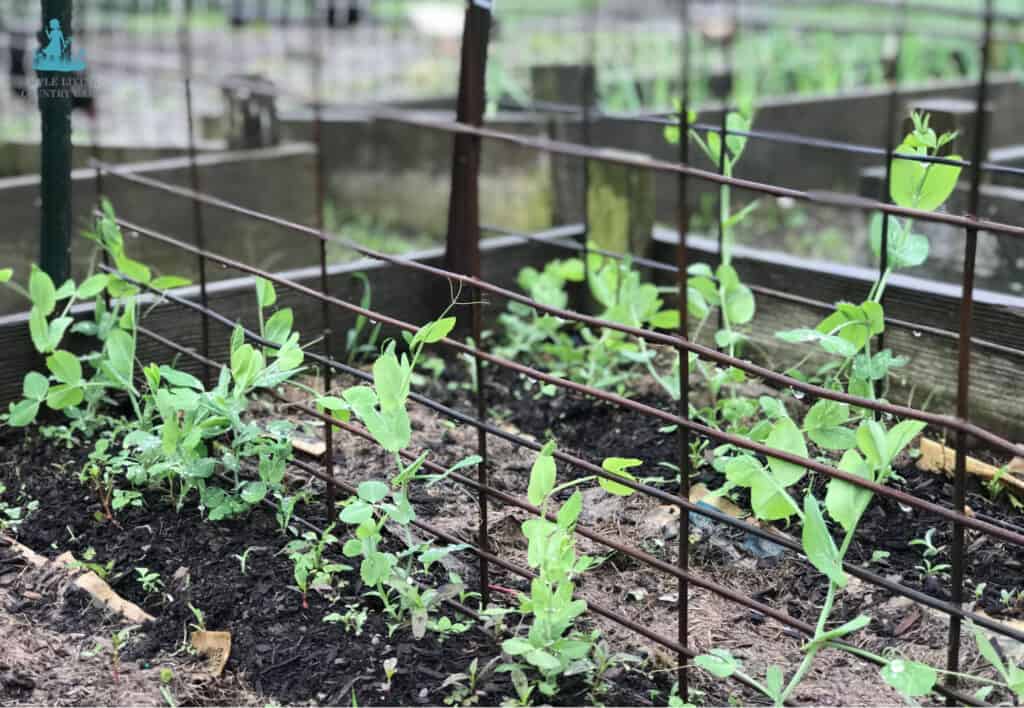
xmin=323 ymin=204 xmax=440 ymax=265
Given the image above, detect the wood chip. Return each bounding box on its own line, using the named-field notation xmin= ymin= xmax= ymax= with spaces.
xmin=0 ymin=537 xmax=154 ymax=624
xmin=291 ymin=436 xmax=327 ymax=458
xmin=54 ymin=552 xmax=155 ymax=624
xmin=894 ymin=607 xmax=921 ymax=637
xmin=191 ymin=630 xmax=232 ymax=676
xmin=916 ymin=438 xmax=1024 ymax=495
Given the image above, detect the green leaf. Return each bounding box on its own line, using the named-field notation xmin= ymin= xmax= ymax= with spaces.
xmin=502 ymin=638 xmax=535 ymax=657
xmin=0 ymin=268 xmax=11 ymax=283
xmin=856 ymin=420 xmax=888 ymax=468
xmin=46 ymin=350 xmax=82 ymax=385
xmin=814 ymin=614 xmax=871 ymax=645
xmin=891 ymin=152 xmax=961 ymax=212
xmin=825 ymin=450 xmax=875 ymax=533
xmin=29 ymin=266 xmax=56 ymax=315
xmin=76 ymin=274 xmax=110 ymax=299
xmin=817 ymin=301 xmax=879 ymax=352
xmin=357 ymin=480 xmax=390 ymax=503
xmin=556 ymin=490 xmax=583 ymax=529
xmin=29 ymin=307 xmax=50 ymax=354
xmin=775 ymin=328 xmax=821 ymax=344
xmin=158 ymin=366 xmax=203 ymax=390
xmin=804 ymin=400 xmax=856 ymax=451
xmin=869 ymin=215 xmax=930 ymax=269
xmin=264 ymin=308 xmax=294 ymax=345
xmin=373 ymin=349 xmax=408 ymax=413
xmin=808 ymin=426 xmax=857 ymax=451
xmin=818 ymin=335 xmax=858 ymax=358
xmin=150 ymin=275 xmax=192 ymax=290
xmin=885 ymin=420 xmax=926 ymax=461
xmin=104 ymin=329 xmax=135 ymax=387
xmin=765 ymin=416 xmax=807 ymax=487
xmin=8 ymin=399 xmax=40 ymax=427
xmin=741 ymin=417 xmax=808 ymax=520
xmin=649 ymin=309 xmax=680 ymax=330
xmin=413 ymin=316 xmax=457 ymax=345
xmin=802 ymin=494 xmax=847 ymax=588
xmin=880 ymin=659 xmax=937 ymax=698
xmin=599 ymin=457 xmax=641 ymax=496
xmin=341 ymin=500 xmax=374 ymax=525
xmin=241 ymin=481 xmax=268 ymax=504
xmin=917 ymin=160 xmax=962 ymax=211
xmin=525 ymin=649 xmax=562 ymax=673
xmin=971 ymin=624 xmax=1009 ymax=681
xmin=688 ymin=275 xmax=720 ymax=307
xmin=715 ymin=329 xmax=746 ymax=349
xmin=343 ymin=385 xmax=410 ymax=452
xmin=694 ymin=649 xmax=739 ymax=679
xmin=360 ymin=551 xmax=395 ymax=586
xmin=114 ymin=255 xmax=151 ymax=285
xmin=528 ymin=446 xmax=557 ymax=506
xmin=705 ymin=131 xmax=722 ymax=165
xmin=230 ymin=324 xmax=245 ymax=354
xmin=725 ymin=111 xmax=750 ymax=159
xmin=255 ymin=277 xmax=277 ymax=309
xmin=53 ymin=279 xmax=75 ymax=301
xmin=725 ymin=455 xmax=763 ymax=486
xmin=724 ymin=282 xmax=757 ymax=325
xmin=22 ymin=372 xmax=49 ymax=401
xmin=805 ymin=399 xmax=848 ymax=430
xmin=46 ymin=384 xmax=84 ymax=410
xmin=764 ymin=665 xmax=784 ymax=704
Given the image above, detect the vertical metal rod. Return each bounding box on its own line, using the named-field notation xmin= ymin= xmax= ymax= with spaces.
xmin=84 ymin=1 xmax=112 ymax=311
xmin=675 ymin=0 xmax=693 ymax=697
xmin=877 ymin=2 xmax=906 ymax=354
xmin=946 ymin=0 xmax=992 ymax=697
xmin=38 ymin=0 xmax=74 ymax=284
xmin=181 ymin=0 xmax=211 ymax=386
xmin=713 ymin=1 xmax=735 ymax=342
xmin=311 ymin=0 xmax=336 ymax=518
xmin=445 ymin=0 xmax=492 ymax=609
xmin=580 ymin=1 xmax=597 ymax=310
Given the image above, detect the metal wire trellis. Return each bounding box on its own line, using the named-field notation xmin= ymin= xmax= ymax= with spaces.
xmin=24 ymin=0 xmax=1023 ymax=705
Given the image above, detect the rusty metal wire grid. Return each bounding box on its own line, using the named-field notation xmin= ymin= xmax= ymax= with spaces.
xmin=51 ymin=0 xmax=1024 ymax=705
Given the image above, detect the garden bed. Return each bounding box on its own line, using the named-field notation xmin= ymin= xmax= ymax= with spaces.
xmin=0 ymin=415 xmax=680 ymax=707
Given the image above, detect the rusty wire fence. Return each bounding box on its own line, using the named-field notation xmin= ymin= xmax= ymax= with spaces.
xmin=29 ymin=0 xmax=1024 ymax=704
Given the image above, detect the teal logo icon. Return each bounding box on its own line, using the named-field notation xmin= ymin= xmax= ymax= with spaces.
xmin=33 ymin=18 xmax=86 ymax=72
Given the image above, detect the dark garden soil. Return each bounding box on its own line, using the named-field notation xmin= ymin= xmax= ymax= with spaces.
xmin=0 ymin=417 xmax=679 ymax=707
xmin=409 ymin=357 xmax=1024 ymax=705
xmin=433 ymin=361 xmax=1024 ymax=623
xmin=2 ymin=354 xmax=1022 ymax=707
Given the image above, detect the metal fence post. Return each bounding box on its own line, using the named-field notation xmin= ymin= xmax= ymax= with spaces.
xmin=946 ymin=0 xmax=993 ymax=697
xmin=445 ymin=0 xmax=493 ymax=608
xmin=181 ymin=0 xmax=211 ymax=385
xmin=38 ymin=0 xmax=74 ymax=284
xmin=311 ymin=0 xmax=337 ymax=518
xmin=877 ymin=3 xmax=907 ymax=355
xmin=675 ymin=0 xmax=693 ymax=697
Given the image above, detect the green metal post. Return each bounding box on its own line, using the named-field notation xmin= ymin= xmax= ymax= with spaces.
xmin=37 ymin=0 xmax=73 ymax=283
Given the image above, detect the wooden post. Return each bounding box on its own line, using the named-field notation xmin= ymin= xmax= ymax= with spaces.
xmin=531 ymin=64 xmax=595 ymax=227
xmin=444 ymin=0 xmax=493 ymax=612
xmin=586 ymin=153 xmax=654 ymax=257
xmin=38 ymin=0 xmax=74 ymax=284
xmin=443 ymin=1 xmax=491 ymax=278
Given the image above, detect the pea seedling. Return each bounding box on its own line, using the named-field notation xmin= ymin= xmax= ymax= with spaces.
xmin=331 ymin=311 xmax=481 ymax=639
xmin=499 ymin=444 xmax=637 ymax=698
